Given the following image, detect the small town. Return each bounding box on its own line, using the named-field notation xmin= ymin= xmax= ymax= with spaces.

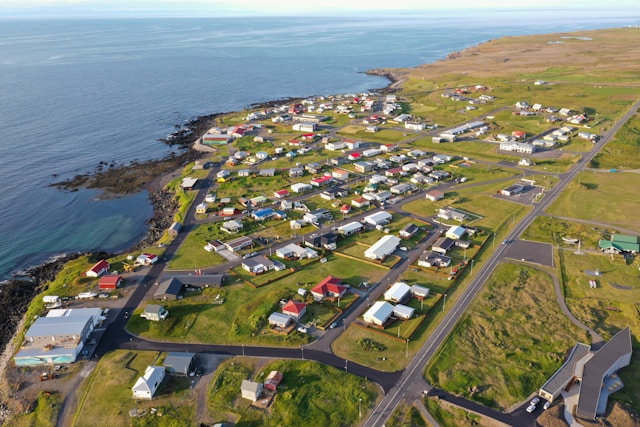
xmin=2 ymin=27 xmax=640 ymax=427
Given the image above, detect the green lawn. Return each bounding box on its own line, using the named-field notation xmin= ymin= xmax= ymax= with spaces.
xmin=129 ymin=254 xmax=386 ymax=346
xmin=208 ymin=357 xmax=381 ymax=426
xmin=167 ymin=224 xmax=226 ymax=270
xmin=72 ymin=350 xmax=195 ymax=427
xmin=425 ymin=263 xmax=584 ymax=410
xmin=591 ymin=114 xmax=640 ymax=170
xmin=522 ymin=216 xmax=603 ymax=250
xmin=546 ymin=171 xmax=640 ymax=232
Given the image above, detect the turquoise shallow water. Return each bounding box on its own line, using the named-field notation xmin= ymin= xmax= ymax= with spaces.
xmin=0 ymin=11 xmax=637 ymax=279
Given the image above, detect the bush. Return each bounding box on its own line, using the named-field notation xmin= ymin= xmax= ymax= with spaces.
xmin=357 ymin=338 xmax=386 ymax=352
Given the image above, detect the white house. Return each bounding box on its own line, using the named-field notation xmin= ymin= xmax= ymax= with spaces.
xmin=393 ymin=304 xmax=415 ymax=320
xmin=291 ymin=183 xmax=312 ymax=193
xmin=363 ymin=301 xmax=394 ymax=326
xmin=411 ymin=285 xmax=430 ymax=299
xmin=384 ymin=282 xmax=411 ymax=303
xmin=132 ymin=366 xmax=165 ymax=400
xmin=364 ymin=211 xmax=393 ymax=226
xmin=365 ymin=235 xmax=401 ymax=260
xmin=241 ymin=380 xmax=264 ymax=402
xmin=338 ymin=221 xmax=363 ymax=236
xmin=446 ymin=225 xmax=466 ymax=240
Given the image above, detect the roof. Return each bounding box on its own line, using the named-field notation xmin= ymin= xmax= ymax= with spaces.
xmin=540 ymin=343 xmax=591 ymax=397
xmin=365 ymin=235 xmax=401 ymax=259
xmin=268 ymin=312 xmax=291 ymax=325
xmin=241 ymin=379 xmax=262 ymax=394
xmin=599 ymin=239 xmax=640 ymax=252
xmin=163 ymin=352 xmax=195 ymax=374
xmin=411 ymin=285 xmax=430 ymax=296
xmin=144 ymin=304 xmax=165 ymax=314
xmin=132 ymin=366 xmax=165 ymax=396
xmin=161 ymin=274 xmax=224 ymax=288
xmin=364 ymin=211 xmax=393 ymax=225
xmin=393 ymin=304 xmax=415 ymax=318
xmin=154 ymin=277 xmax=183 ymax=298
xmin=384 ymin=282 xmax=411 ymax=302
xmin=282 ymin=300 xmax=306 ymax=315
xmin=338 ymin=222 xmax=363 ymax=233
xmin=400 ymin=223 xmax=419 ymax=236
xmin=311 ymin=276 xmax=345 ymax=296
xmin=433 ymin=237 xmax=455 ymax=251
xmin=25 ymin=310 xmax=98 ymax=339
xmin=611 ymin=234 xmax=639 ymax=244
xmin=88 ymin=259 xmax=109 ymax=274
xmin=577 ymin=327 xmax=632 ymax=420
xmin=99 ymin=275 xmax=122 ymax=286
xmin=363 ymin=301 xmax=394 ymax=324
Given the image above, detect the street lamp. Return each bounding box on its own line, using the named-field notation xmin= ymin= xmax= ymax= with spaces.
xmin=406 ymin=339 xmax=409 ymax=359
xmin=301 ymin=347 xmax=304 ymax=360
xmin=471 ymin=259 xmax=475 ymax=274
xmin=345 ymin=359 xmax=348 ymax=372
xmin=242 ymin=344 xmax=245 ymax=356
xmin=359 ymin=398 xmax=362 ymax=419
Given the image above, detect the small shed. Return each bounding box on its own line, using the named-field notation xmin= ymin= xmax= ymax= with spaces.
xmin=163 ymin=352 xmax=195 ymax=376
xmin=241 ymin=380 xmax=263 ymax=402
xmin=268 ymin=312 xmax=292 ymax=328
xmin=264 ymin=371 xmax=284 ymax=392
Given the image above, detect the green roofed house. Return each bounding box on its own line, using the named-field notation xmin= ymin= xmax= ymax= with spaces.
xmin=598 ymin=234 xmax=640 ymax=254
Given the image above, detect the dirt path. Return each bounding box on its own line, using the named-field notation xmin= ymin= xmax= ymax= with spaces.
xmin=56 ymin=361 xmax=97 ymax=427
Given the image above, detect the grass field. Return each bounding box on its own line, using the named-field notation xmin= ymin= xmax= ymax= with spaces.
xmin=424 ymin=397 xmax=485 ymax=427
xmin=522 ymin=215 xmax=604 ymax=250
xmin=208 ymin=357 xmax=380 ymax=427
xmin=167 ymin=224 xmax=226 ymax=269
xmin=73 ymin=350 xmax=196 ymax=427
xmin=425 ymin=263 xmax=584 ymax=410
xmin=129 ymin=253 xmax=386 ymax=345
xmin=546 ymin=171 xmax=640 ymax=232
xmin=591 ymin=113 xmax=640 ymax=170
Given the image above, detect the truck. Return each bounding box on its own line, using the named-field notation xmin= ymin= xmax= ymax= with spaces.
xmin=77 ymin=292 xmax=97 ymax=300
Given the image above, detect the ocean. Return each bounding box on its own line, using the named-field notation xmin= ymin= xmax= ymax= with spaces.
xmin=0 ymin=10 xmax=638 ymax=279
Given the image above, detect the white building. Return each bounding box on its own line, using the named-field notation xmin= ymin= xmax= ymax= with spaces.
xmin=393 ymin=304 xmax=415 ymax=320
xmin=500 ymin=141 xmax=535 ymax=154
xmin=363 ymin=301 xmax=394 ymax=326
xmin=384 ymin=282 xmax=411 ymax=303
xmin=365 ymin=235 xmax=401 ymax=260
xmin=338 ymin=221 xmax=363 ymax=236
xmin=132 ymin=366 xmax=165 ymax=400
xmin=364 ymin=211 xmax=393 ymax=226
xmin=291 ymin=182 xmax=312 ymax=193
xmin=445 ymin=225 xmax=466 ymax=240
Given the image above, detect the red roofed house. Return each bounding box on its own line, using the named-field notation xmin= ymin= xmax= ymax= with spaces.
xmin=99 ymin=275 xmax=122 ymax=290
xmin=310 ymin=176 xmax=333 ymax=187
xmin=264 ymin=371 xmax=284 ymax=392
xmin=86 ymin=260 xmax=110 ymax=278
xmin=282 ymin=300 xmax=307 ymax=319
xmin=340 ymin=204 xmax=351 ymax=215
xmin=136 ymin=253 xmax=159 ymax=266
xmin=351 ymin=197 xmax=370 ymax=208
xmin=512 ymin=130 xmax=526 ymax=140
xmin=274 ymin=189 xmax=289 ymax=199
xmin=311 ymin=276 xmax=347 ymax=301
xmin=348 ymin=152 xmax=362 ymax=161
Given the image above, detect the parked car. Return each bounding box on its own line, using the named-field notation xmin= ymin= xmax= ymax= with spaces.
xmin=329 ymin=322 xmax=338 ymax=329
xmin=526 ymin=404 xmax=536 ymax=413
xmin=543 ymin=401 xmax=551 ymax=410
xmin=530 ymin=397 xmax=540 ymax=406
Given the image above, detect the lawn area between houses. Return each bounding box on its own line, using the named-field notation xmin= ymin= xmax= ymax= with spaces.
xmin=425 ymin=263 xmax=584 ymax=410
xmin=167 ymin=224 xmax=226 ymax=270
xmin=546 ymin=170 xmax=640 ymax=233
xmin=559 ymin=251 xmax=640 ymax=407
xmin=208 ymin=357 xmax=380 ymax=427
xmin=129 ymin=253 xmax=386 ymax=345
xmin=72 ymin=350 xmax=196 ymax=427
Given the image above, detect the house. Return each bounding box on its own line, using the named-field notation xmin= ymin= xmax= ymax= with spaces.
xmin=282 ymin=300 xmax=307 ymax=319
xmin=216 ymin=170 xmax=230 ymax=182
xmin=252 ymin=208 xmax=275 ymax=221
xmin=374 ymin=191 xmax=392 ymax=203
xmin=276 ymin=243 xmax=317 ymax=260
xmin=290 ymin=219 xmax=305 ymax=230
xmin=154 ymin=277 xmax=183 ymax=300
xmin=364 ymin=211 xmax=393 ymax=226
xmin=86 ymin=260 xmax=109 ymax=278
xmin=340 ymin=204 xmax=351 ymax=215
xmin=326 ymin=141 xmax=346 ymax=151
xmin=291 ymin=182 xmax=312 ymax=193
xmin=241 ymin=380 xmax=264 ymax=402
xmin=351 ymin=197 xmax=370 ymax=209
xmin=223 ymin=236 xmax=253 ymax=252
xmin=384 ymin=282 xmax=411 ymax=304
xmin=136 ymin=253 xmax=158 ymax=266
xmin=141 ymin=305 xmax=169 ymax=321
xmin=445 ymin=225 xmax=466 ymax=240
xmin=306 ymin=232 xmax=338 ymax=251
xmin=354 ymin=161 xmax=374 ymax=173
xmin=418 ymin=251 xmax=452 ymax=268
xmin=98 ymin=275 xmax=122 ymax=290
xmin=363 ymin=301 xmax=394 ymax=326
xmin=432 ymin=237 xmax=455 ymax=254
xmin=264 ymin=371 xmax=284 ymax=392
xmin=13 ymin=307 xmax=102 ymax=366
xmin=332 ymin=169 xmax=350 ymax=181
xmin=273 ymin=190 xmax=289 ymax=199
xmin=180 ymin=177 xmax=198 ymax=190
xmin=132 ymin=366 xmax=165 ymax=400
xmin=160 ymin=274 xmax=224 ymax=289
xmin=437 ymin=208 xmax=467 ymax=222
xmin=348 ymin=152 xmax=362 ymax=161
xmin=311 ymin=276 xmax=347 ymax=301
xmin=338 ymin=221 xmax=363 ymax=236
xmin=501 ymin=184 xmax=524 ymax=196
xmin=500 ymin=141 xmax=535 ymax=154
xmin=411 ymin=285 xmax=430 ymax=299
xmin=598 ymin=234 xmax=640 ymax=254
xmin=289 ymin=167 xmax=304 ymax=177
xmin=196 ymin=203 xmax=207 ymax=214
xmin=242 ymin=256 xmax=275 ymax=275
xmin=362 ymin=148 xmax=381 ymax=157
xmin=399 ymin=223 xmax=419 ymax=239
xmin=268 ymin=312 xmax=292 ymax=328
xmin=393 ymin=304 xmax=415 ymax=320
xmin=425 ymin=190 xmax=445 ymax=202
xmin=390 ymin=183 xmax=411 ymax=195
xmin=204 ymin=240 xmax=225 ymax=253
xmin=369 ymin=174 xmax=388 ymax=185
xmin=163 ymin=352 xmax=195 ymax=376
xmin=365 ymin=235 xmax=401 ymax=260
xmin=221 ymin=220 xmax=243 ymax=234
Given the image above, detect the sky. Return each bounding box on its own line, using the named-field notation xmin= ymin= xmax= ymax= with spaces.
xmin=2 ymin=0 xmax=639 ymax=18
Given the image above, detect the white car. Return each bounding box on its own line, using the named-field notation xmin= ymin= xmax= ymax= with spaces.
xmin=530 ymin=397 xmax=540 ymax=406
xmin=543 ymin=401 xmax=551 ymax=410
xmin=526 ymin=404 xmax=536 ymax=414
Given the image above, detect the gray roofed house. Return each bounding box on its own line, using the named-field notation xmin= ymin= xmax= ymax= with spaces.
xmin=241 ymin=380 xmax=263 ymax=402
xmin=154 ymin=277 xmax=183 ymax=300
xmin=268 ymin=312 xmax=291 ymax=328
xmin=576 ymin=327 xmax=632 ymax=420
xmin=399 ymin=223 xmax=419 ymax=239
xmin=432 ymin=237 xmax=455 ymax=254
xmin=539 ymin=343 xmax=591 ymax=403
xmin=163 ymin=352 xmax=196 ymax=376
